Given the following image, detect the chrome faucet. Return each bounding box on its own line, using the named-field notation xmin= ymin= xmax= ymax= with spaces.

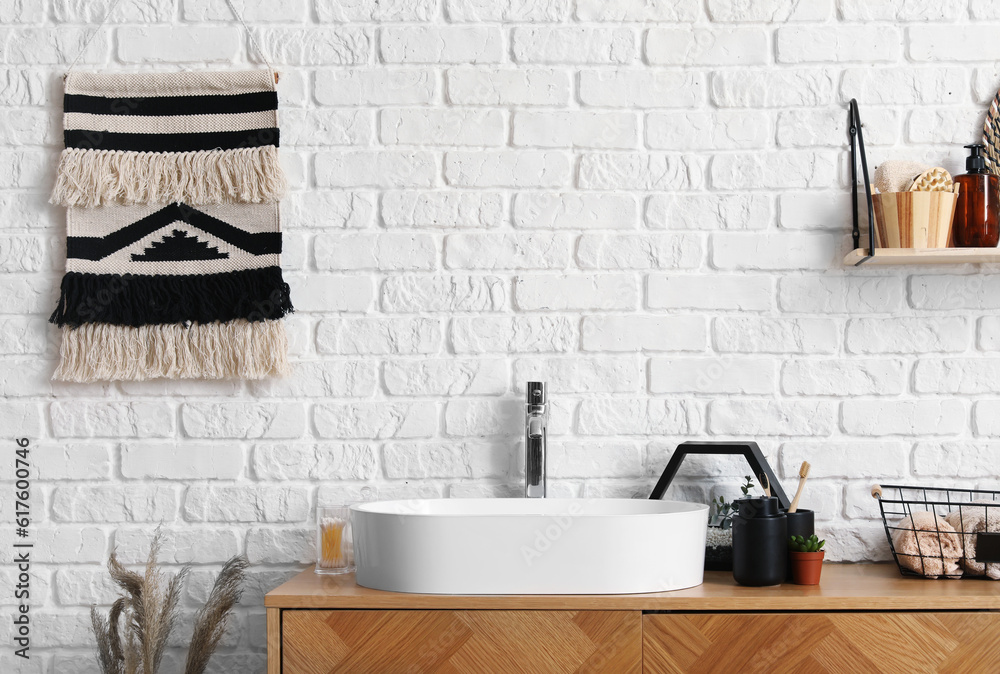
xmin=524 ymin=382 xmax=547 ymax=498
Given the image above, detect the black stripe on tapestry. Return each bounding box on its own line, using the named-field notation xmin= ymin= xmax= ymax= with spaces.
xmin=63 ymin=91 xmax=278 ymax=117
xmin=67 ymin=202 xmax=282 ymax=261
xmin=50 ymin=267 xmax=293 ymax=328
xmin=64 ymin=128 xmax=279 ymax=152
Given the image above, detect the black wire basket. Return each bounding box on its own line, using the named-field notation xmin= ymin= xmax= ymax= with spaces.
xmin=873 ymin=484 xmax=1000 ymax=579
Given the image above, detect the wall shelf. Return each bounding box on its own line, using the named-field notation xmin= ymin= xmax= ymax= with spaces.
xmin=845 ymin=247 xmax=1000 ymax=266
xmin=843 ymin=102 xmax=1000 ymax=269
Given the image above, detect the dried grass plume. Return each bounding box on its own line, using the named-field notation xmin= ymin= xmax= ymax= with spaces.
xmin=185 ymin=556 xmax=251 ymax=674
xmin=90 ymin=530 xmax=248 ymax=674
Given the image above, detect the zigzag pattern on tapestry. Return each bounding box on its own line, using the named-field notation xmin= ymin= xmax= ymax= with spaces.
xmin=50 ymin=70 xmax=292 ymax=382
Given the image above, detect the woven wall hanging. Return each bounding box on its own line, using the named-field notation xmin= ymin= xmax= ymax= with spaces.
xmin=49 ymin=7 xmax=292 ymax=382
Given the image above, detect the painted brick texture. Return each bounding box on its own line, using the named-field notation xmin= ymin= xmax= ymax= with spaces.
xmin=2 ymin=1 xmax=998 ymax=671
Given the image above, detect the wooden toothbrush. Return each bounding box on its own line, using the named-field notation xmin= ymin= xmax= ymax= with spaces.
xmin=788 ymin=461 xmax=811 ymax=513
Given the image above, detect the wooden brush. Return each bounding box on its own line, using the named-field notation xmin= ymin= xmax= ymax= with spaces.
xmin=788 ymin=461 xmax=811 ymax=513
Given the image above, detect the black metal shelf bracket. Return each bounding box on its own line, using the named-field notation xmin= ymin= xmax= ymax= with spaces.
xmin=648 ymin=441 xmax=790 ymax=510
xmin=849 ymin=98 xmax=876 ymax=266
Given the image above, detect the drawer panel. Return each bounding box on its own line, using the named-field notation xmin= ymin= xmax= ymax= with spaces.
xmin=643 ymin=612 xmax=1000 ymax=674
xmin=282 ymin=609 xmax=640 ymax=674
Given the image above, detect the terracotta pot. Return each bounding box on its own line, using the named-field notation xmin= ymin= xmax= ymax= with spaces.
xmin=789 ymin=551 xmax=825 ymax=585
xmin=784 ymin=510 xmax=814 ymax=582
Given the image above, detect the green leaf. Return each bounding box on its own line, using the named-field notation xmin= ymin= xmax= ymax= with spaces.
xmin=788 ymin=535 xmax=811 ymax=551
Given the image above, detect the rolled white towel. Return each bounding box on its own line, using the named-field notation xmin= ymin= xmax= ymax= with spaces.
xmin=891 ymin=511 xmax=963 ymax=578
xmin=945 ymin=501 xmax=1000 ymax=580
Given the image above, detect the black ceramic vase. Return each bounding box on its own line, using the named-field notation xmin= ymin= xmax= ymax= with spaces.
xmin=732 ymin=497 xmax=787 ymax=586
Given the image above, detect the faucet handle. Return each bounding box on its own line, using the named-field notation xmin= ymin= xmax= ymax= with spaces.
xmin=527 ymin=415 xmax=545 ymax=438
xmin=526 ymin=381 xmax=546 ymax=404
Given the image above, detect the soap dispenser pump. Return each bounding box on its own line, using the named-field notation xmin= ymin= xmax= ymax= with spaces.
xmin=732 ymin=496 xmax=787 ymax=586
xmin=953 ymin=143 xmax=1000 ymax=248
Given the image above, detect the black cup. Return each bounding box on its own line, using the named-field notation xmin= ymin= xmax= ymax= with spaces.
xmin=784 ymin=509 xmax=815 ymax=581
xmin=732 ymin=497 xmax=787 ymax=586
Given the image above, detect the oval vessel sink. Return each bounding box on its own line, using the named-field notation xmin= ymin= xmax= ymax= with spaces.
xmin=352 ymin=498 xmax=708 ymax=595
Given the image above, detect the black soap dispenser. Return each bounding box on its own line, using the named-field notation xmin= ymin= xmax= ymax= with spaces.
xmin=732 ymin=497 xmax=787 ymax=586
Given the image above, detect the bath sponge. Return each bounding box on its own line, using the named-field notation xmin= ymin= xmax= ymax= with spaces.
xmin=873 ymin=160 xmax=932 ymax=193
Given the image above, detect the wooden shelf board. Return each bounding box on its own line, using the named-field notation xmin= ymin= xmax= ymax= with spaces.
xmin=845 ymin=247 xmax=1000 ymax=266
xmin=265 ymin=563 xmax=1000 ymax=612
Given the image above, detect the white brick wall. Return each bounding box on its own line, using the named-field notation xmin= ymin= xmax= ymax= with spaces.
xmin=4 ymin=2 xmax=1000 ymax=671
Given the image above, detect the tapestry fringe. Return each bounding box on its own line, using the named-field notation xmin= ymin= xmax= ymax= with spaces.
xmin=52 ymin=320 xmax=290 ymax=382
xmin=50 ymin=145 xmax=286 ymax=207
xmin=50 ymin=267 xmax=293 ymax=328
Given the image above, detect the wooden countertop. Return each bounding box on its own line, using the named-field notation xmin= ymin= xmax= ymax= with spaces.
xmin=265 ymin=563 xmax=1000 ymax=611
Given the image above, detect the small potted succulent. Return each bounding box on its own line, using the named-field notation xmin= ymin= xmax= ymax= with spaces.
xmin=705 ymin=476 xmax=754 ymax=571
xmin=788 ymin=534 xmax=826 ymax=585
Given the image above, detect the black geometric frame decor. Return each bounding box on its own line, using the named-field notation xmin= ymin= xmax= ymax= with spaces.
xmin=648 ymin=441 xmax=790 ymax=510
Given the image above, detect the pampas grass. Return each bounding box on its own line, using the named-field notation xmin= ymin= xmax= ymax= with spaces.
xmin=185 ymin=556 xmax=251 ymax=674
xmin=107 ymin=598 xmax=127 ymax=666
xmin=90 ymin=605 xmax=123 ymax=674
xmin=90 ymin=531 xmax=249 ymax=674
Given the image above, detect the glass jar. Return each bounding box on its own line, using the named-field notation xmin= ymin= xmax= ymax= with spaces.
xmin=315 ymin=504 xmax=354 ymax=575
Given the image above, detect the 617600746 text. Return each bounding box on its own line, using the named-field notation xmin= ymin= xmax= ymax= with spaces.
xmin=13 ymin=437 xmax=32 ymax=660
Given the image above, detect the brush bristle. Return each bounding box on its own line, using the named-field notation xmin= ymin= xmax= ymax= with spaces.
xmin=799 ymin=461 xmax=811 ymax=478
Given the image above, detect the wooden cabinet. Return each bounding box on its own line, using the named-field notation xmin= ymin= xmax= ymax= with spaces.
xmin=642 ymin=613 xmax=1000 ymax=674
xmin=266 ymin=565 xmax=1000 ymax=674
xmin=280 ymin=609 xmax=639 ymax=673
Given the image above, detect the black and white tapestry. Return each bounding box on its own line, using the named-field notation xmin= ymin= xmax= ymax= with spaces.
xmin=49 ymin=70 xmax=292 ymax=381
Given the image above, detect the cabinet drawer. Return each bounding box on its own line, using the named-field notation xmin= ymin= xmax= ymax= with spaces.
xmin=643 ymin=612 xmax=1000 ymax=674
xmin=282 ymin=609 xmax=640 ymax=674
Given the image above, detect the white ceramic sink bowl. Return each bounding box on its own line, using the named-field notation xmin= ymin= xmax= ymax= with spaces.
xmin=351 ymin=498 xmax=708 ymax=595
